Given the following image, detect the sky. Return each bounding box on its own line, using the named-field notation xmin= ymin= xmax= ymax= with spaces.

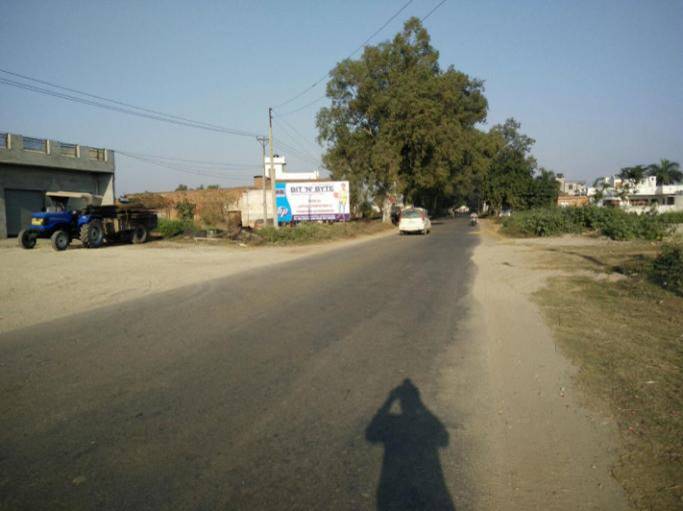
xmin=1 ymin=0 xmax=681 ymax=194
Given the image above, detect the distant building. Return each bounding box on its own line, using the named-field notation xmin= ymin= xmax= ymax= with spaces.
xmin=593 ymin=174 xmax=683 ymax=213
xmin=556 ymin=176 xmax=587 ymax=196
xmin=0 ymin=132 xmax=115 ymax=237
xmin=264 ymin=155 xmax=320 ymax=181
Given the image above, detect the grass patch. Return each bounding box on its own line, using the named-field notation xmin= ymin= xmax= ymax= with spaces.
xmin=256 ymin=220 xmax=392 ymax=245
xmin=156 ymin=218 xmax=199 ymax=238
xmin=534 ymin=244 xmax=683 ymax=510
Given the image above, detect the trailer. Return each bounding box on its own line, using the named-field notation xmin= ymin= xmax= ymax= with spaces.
xmin=18 ymin=191 xmax=158 ymax=251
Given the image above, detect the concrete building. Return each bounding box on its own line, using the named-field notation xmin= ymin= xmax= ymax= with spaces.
xmin=264 ymin=155 xmax=320 ymax=181
xmin=0 ymin=132 xmax=115 ymax=237
xmin=556 ymin=176 xmax=587 ymax=196
xmin=593 ymin=174 xmax=683 ymax=213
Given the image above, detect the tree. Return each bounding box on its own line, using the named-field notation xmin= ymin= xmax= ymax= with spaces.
xmin=647 ymin=159 xmax=682 ymax=185
xmin=618 ymin=165 xmax=647 ymax=184
xmin=175 ymin=184 xmax=188 ymax=191
xmin=206 ymin=184 xmax=220 ymax=190
xmin=317 ymin=17 xmax=489 ymax=220
xmin=481 ymin=118 xmax=541 ymax=214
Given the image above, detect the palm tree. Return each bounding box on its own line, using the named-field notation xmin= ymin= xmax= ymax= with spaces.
xmin=647 ymin=159 xmax=682 ymax=185
xmin=618 ymin=165 xmax=647 ymax=184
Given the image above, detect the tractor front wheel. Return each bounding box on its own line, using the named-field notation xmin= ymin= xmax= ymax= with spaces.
xmin=18 ymin=229 xmax=37 ymax=249
xmin=80 ymin=220 xmax=104 ymax=248
xmin=50 ymin=230 xmax=70 ymax=251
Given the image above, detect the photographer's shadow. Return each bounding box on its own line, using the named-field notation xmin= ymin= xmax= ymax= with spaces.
xmin=366 ymin=379 xmax=455 ymax=510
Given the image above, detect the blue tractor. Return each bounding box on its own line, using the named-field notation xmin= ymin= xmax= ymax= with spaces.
xmin=18 ymin=191 xmax=157 ymax=251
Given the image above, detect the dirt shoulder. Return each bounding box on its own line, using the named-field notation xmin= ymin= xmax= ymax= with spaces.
xmin=0 ymin=228 xmax=396 ymax=335
xmin=439 ymin=221 xmax=631 ymax=510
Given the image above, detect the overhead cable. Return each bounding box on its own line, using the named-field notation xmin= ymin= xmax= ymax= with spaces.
xmin=273 ymin=0 xmax=414 ymax=110
xmin=0 ymin=71 xmax=262 ymax=138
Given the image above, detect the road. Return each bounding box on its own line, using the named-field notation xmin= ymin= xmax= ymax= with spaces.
xmin=0 ymin=220 xmax=478 ymax=510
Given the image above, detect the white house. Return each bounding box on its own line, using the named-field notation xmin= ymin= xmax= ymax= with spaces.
xmin=594 ymin=175 xmax=683 ymax=213
xmin=264 ymin=155 xmax=320 ymax=181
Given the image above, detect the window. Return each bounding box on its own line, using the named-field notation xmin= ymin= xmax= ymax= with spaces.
xmin=23 ymin=137 xmax=46 ymax=152
xmin=0 ymin=133 xmax=7 ymax=149
xmin=59 ymin=142 xmax=77 ymax=157
xmin=87 ymin=147 xmax=105 ymax=161
xmin=667 ymin=197 xmax=675 ymax=205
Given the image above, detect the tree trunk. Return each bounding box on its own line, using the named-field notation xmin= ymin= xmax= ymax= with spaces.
xmin=382 ymin=196 xmax=392 ymax=223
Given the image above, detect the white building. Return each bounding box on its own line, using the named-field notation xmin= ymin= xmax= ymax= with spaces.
xmin=594 ymin=175 xmax=683 ymax=213
xmin=556 ymin=176 xmax=587 ymax=196
xmin=264 ymin=155 xmax=320 ymax=181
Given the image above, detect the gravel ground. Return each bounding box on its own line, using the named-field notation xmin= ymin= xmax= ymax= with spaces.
xmin=0 ymin=231 xmax=395 ymax=335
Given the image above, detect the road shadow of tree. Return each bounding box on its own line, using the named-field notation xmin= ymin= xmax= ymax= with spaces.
xmin=366 ymin=379 xmax=455 ymax=510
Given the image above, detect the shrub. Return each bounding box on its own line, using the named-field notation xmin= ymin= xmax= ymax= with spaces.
xmin=650 ymin=241 xmax=683 ymax=295
xmin=176 ymin=200 xmax=196 ymax=222
xmin=157 ymin=218 xmax=196 ymax=238
xmin=501 ymin=206 xmax=673 ymax=240
xmin=501 ymin=208 xmax=579 ymax=237
xmin=660 ymin=211 xmax=683 ymax=224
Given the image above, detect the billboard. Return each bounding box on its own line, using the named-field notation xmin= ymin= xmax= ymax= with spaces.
xmin=276 ymin=181 xmax=350 ymax=222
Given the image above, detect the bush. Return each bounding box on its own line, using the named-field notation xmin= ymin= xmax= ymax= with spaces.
xmin=157 ymin=218 xmax=196 ymax=238
xmin=650 ymin=241 xmax=683 ymax=295
xmin=176 ymin=200 xmax=196 ymax=222
xmin=659 ymin=211 xmax=683 ymax=224
xmin=501 ymin=206 xmax=673 ymax=240
xmin=257 ymin=221 xmax=387 ymax=244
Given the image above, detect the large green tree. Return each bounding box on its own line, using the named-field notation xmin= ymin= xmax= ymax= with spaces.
xmin=481 ymin=118 xmax=557 ymax=213
xmin=317 ymin=18 xmax=489 ymax=219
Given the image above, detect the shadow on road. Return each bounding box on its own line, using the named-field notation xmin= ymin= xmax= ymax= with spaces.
xmin=366 ymin=379 xmax=455 ymax=510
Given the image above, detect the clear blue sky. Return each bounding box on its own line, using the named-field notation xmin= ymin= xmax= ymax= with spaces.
xmin=1 ymin=0 xmax=681 ymax=194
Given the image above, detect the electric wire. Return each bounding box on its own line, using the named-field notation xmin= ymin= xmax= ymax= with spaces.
xmin=421 ymin=0 xmax=448 ymax=22
xmin=273 ymin=0 xmax=414 ymax=110
xmin=118 ymin=152 xmax=257 ymax=182
xmin=0 ymin=73 xmax=262 ymax=138
xmin=272 ymin=117 xmax=321 ymax=159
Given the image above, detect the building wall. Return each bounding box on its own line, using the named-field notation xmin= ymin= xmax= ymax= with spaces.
xmin=239 ymin=188 xmax=273 ymax=227
xmin=0 ymin=164 xmax=114 ymax=237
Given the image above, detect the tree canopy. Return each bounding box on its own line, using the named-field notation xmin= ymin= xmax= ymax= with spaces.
xmin=317 ymin=18 xmax=558 ymax=217
xmin=647 ymin=159 xmax=682 ymax=185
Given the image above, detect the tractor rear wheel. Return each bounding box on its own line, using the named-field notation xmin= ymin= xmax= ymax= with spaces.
xmin=131 ymin=225 xmax=148 ymax=244
xmin=18 ymin=229 xmax=37 ymax=249
xmin=50 ymin=230 xmax=70 ymax=251
xmin=80 ymin=220 xmax=104 ymax=248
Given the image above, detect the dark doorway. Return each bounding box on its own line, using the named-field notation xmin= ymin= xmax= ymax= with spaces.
xmin=5 ymin=188 xmax=44 ymax=236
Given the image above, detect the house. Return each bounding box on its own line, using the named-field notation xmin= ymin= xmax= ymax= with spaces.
xmin=556 ymin=176 xmax=587 ymax=196
xmin=593 ymin=175 xmax=683 ymax=213
xmin=0 ymin=132 xmax=115 ymax=237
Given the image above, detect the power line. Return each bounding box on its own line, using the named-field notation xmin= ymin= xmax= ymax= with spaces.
xmin=118 ymin=152 xmax=257 ymax=182
xmin=115 ymin=150 xmax=262 ymax=169
xmin=272 ymin=117 xmax=321 ymax=158
xmin=273 ymin=0 xmax=414 ymax=110
xmin=272 ymin=137 xmax=323 ymax=168
xmin=276 ymin=94 xmax=328 ymax=117
xmin=0 ymin=71 xmax=262 ymax=138
xmin=421 ymin=0 xmax=448 ymax=22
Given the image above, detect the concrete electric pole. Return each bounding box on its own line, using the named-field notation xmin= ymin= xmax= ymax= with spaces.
xmin=256 ymin=136 xmax=268 ymax=225
xmin=268 ymin=107 xmax=278 ymax=229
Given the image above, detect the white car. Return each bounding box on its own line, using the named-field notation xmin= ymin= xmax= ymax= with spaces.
xmin=398 ymin=207 xmax=431 ymax=235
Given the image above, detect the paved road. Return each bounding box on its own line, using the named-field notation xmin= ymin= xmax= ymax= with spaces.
xmin=0 ymin=219 xmax=478 ymax=510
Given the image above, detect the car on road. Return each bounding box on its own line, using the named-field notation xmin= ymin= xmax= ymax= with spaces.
xmin=398 ymin=207 xmax=431 ymax=235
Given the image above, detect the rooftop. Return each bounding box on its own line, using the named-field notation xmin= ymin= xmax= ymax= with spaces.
xmin=0 ymin=132 xmax=115 ymax=174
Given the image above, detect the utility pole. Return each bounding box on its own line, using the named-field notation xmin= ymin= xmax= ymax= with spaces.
xmin=256 ymin=136 xmax=268 ymax=225
xmin=268 ymin=107 xmax=278 ymax=229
